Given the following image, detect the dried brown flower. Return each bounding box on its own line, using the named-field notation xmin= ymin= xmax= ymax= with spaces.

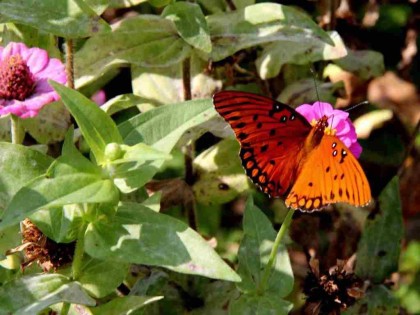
xmin=9 ymin=219 xmax=75 ymax=272
xmin=303 ymin=258 xmax=364 ymax=315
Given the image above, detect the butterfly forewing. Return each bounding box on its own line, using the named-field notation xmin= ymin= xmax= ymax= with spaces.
xmin=285 ymin=135 xmax=371 ymax=211
xmin=213 ymin=91 xmax=312 ymax=197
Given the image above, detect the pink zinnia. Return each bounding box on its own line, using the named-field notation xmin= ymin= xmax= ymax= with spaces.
xmin=0 ymin=42 xmax=67 ymax=118
xmin=296 ymin=101 xmax=362 ymax=158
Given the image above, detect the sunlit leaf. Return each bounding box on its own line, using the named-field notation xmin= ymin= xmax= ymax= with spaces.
xmin=85 ymin=203 xmax=241 ymax=282
xmin=0 ymin=0 xmax=110 ymax=38
xmin=0 ymin=274 xmax=95 ymax=314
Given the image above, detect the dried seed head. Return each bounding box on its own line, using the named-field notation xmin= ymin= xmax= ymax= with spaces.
xmin=20 ymin=219 xmax=75 ymax=272
xmin=303 ymin=258 xmax=364 ymax=315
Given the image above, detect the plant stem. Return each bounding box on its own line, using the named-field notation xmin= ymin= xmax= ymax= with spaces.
xmin=257 ymin=208 xmax=294 ymax=294
xmin=60 ymin=302 xmax=70 ymax=315
xmin=182 ymin=57 xmax=198 ymax=230
xmin=10 ymin=115 xmax=23 ymax=144
xmin=72 ymin=223 xmax=87 ymax=280
xmin=65 ymin=39 xmax=74 ymax=89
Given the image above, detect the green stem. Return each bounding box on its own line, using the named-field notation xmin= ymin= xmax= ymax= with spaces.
xmin=60 ymin=302 xmax=70 ymax=315
xmin=72 ymin=223 xmax=87 ymax=280
xmin=257 ymin=208 xmax=294 ymax=294
xmin=10 ymin=115 xmax=23 ymax=144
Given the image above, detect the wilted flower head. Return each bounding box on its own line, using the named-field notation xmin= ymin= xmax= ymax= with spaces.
xmin=6 ymin=219 xmax=75 ymax=272
xmin=296 ymin=102 xmax=362 ymax=158
xmin=303 ymin=259 xmax=364 ymax=315
xmin=0 ymin=42 xmax=66 ymax=118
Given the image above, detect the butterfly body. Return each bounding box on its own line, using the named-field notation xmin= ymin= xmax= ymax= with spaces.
xmin=213 ymin=91 xmax=371 ymax=212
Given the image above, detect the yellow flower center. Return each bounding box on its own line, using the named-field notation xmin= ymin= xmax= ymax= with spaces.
xmin=311 ymin=119 xmax=337 ymax=135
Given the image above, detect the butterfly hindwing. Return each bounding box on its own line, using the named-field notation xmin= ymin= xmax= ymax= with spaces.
xmin=285 ymin=135 xmax=371 ymax=211
xmin=214 ymin=91 xmax=312 ymax=197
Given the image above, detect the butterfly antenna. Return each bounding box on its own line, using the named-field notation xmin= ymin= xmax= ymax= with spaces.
xmin=345 ymin=101 xmax=369 ymax=112
xmin=310 ymin=67 xmax=321 ymax=104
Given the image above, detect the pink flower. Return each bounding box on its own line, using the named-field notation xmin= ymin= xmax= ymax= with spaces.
xmin=0 ymin=42 xmax=67 ymax=118
xmin=91 ymin=90 xmax=106 ymax=106
xmin=296 ymin=101 xmax=362 ymax=158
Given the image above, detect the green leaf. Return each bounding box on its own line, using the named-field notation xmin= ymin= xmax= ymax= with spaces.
xmin=131 ymin=55 xmax=221 ymax=105
xmin=237 ymin=197 xmax=293 ymax=296
xmin=30 ymin=204 xmax=83 ymax=243
xmin=85 ymin=203 xmax=240 ymax=282
xmin=0 ymin=174 xmax=119 ymax=230
xmin=344 ymin=285 xmax=400 ymax=315
xmin=91 ymin=296 xmax=163 ymax=315
xmin=0 ymin=274 xmax=95 ymax=314
xmin=101 ymin=94 xmax=146 ymax=115
xmin=256 ymin=31 xmax=347 ymax=79
xmin=334 ymin=49 xmax=385 ymax=80
xmin=22 ymin=101 xmax=71 ymax=144
xmin=162 ymin=2 xmax=211 ymax=53
xmin=111 ymin=143 xmax=170 ymax=193
xmin=141 ymin=192 xmax=162 ymax=212
xmin=189 ymin=281 xmax=238 ymax=315
xmin=77 ymin=257 xmax=130 ymax=298
xmin=207 ymin=3 xmax=333 ymax=61
xmin=355 ymin=177 xmax=403 ymax=283
xmin=0 ymin=225 xmax=21 ymax=260
xmin=75 ymin=15 xmax=191 ymax=87
xmin=109 ymin=0 xmax=147 ymax=8
xmin=119 ymin=99 xmax=216 ymax=152
xmin=229 ymin=293 xmax=293 ymax=315
xmin=193 ymin=139 xmax=251 ymax=205
xmin=278 ymin=78 xmax=343 ymax=107
xmin=0 ymin=143 xmax=53 ymax=210
xmin=51 ymin=127 xmax=102 ymax=177
xmin=0 ymin=0 xmax=110 ymax=38
xmin=50 ymin=82 xmax=123 ymax=165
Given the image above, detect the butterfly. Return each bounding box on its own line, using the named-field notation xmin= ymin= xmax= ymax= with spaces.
xmin=213 ymin=90 xmax=371 ymax=212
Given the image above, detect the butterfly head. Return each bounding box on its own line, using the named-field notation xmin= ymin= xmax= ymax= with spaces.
xmin=311 ymin=115 xmax=337 ymax=136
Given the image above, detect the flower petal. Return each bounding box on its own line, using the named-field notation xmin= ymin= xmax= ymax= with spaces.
xmin=23 ymin=48 xmax=49 ymax=74
xmin=1 ymin=42 xmax=29 ymax=59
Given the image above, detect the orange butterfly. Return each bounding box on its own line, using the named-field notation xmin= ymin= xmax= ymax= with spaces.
xmin=213 ymin=91 xmax=371 ymax=212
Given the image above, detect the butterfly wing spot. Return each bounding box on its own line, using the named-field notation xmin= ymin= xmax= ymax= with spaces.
xmin=305 ymin=199 xmax=313 ymax=209
xmin=313 ymin=198 xmax=321 ymax=209
xmin=332 ymin=142 xmax=337 ymax=148
xmin=253 ymin=114 xmax=258 ymax=121
xmin=236 ymin=122 xmax=246 ymax=128
xmin=269 ymin=160 xmax=276 ymax=165
xmin=340 ymin=174 xmax=345 ymax=180
xmin=332 ymin=150 xmax=338 ymax=157
xmin=290 ymin=114 xmax=295 ymax=121
xmin=238 ymin=132 xmax=249 ymax=140
xmin=269 ymin=129 xmax=276 ymax=136
xmin=280 ymin=115 xmax=287 ymax=123
xmin=339 ymin=149 xmax=348 ymax=164
xmin=308 ymin=182 xmax=313 ymax=187
xmin=330 ymin=191 xmax=335 ymax=199
xmin=229 ymin=116 xmax=240 ymax=121
xmin=339 ymin=188 xmax=343 ymax=197
xmin=298 ymin=198 xmax=306 ymax=207
xmin=251 ymin=168 xmax=259 ymax=178
xmin=346 ymin=189 xmax=350 ymax=199
xmin=261 ymin=144 xmax=269 ymax=153
xmin=246 ymin=161 xmax=254 ymax=169
xmin=257 ymin=122 xmax=263 ymax=129
xmin=326 ymin=166 xmax=330 ymax=173
xmin=277 ymin=141 xmax=283 ymax=146
xmin=259 ymin=174 xmax=267 ymax=184
xmin=334 ymin=174 xmax=338 ymax=180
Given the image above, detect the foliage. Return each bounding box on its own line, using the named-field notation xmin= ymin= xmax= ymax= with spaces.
xmin=0 ymin=0 xmax=415 ymax=314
